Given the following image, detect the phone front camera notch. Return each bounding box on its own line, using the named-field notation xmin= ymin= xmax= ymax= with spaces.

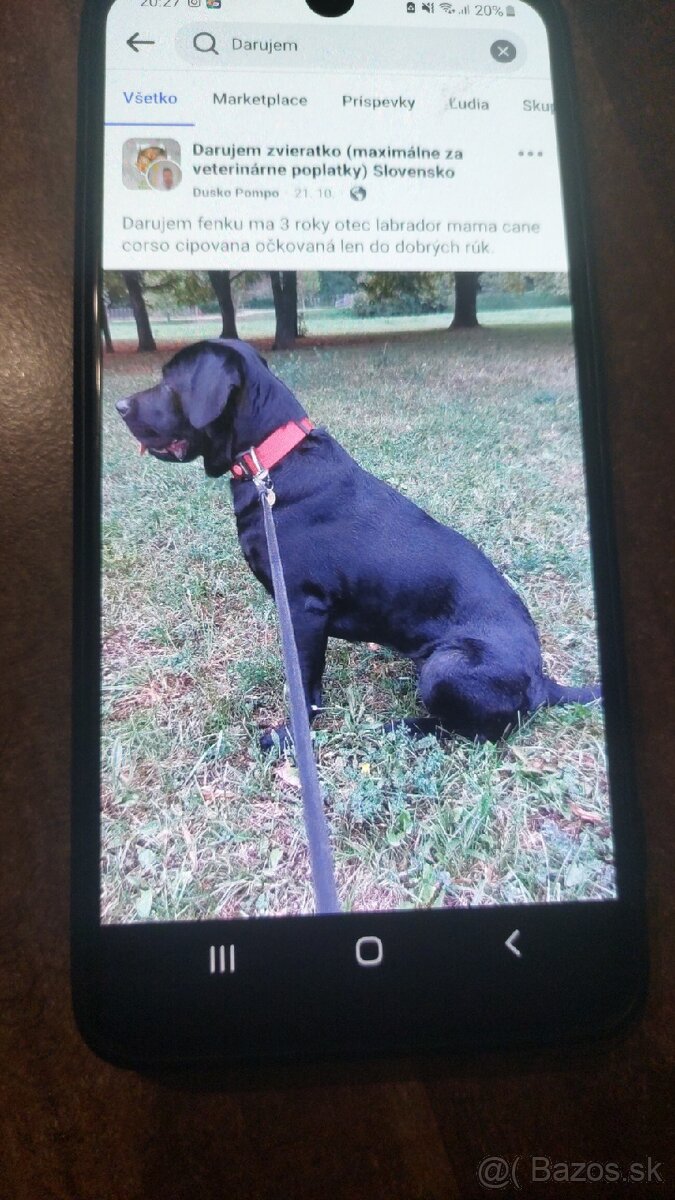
xmin=305 ymin=0 xmax=355 ymax=17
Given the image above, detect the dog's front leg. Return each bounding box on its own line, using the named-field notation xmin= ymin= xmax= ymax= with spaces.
xmin=260 ymin=612 xmax=328 ymax=754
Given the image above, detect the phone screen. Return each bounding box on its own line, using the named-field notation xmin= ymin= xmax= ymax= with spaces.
xmin=98 ymin=0 xmax=618 ymax=933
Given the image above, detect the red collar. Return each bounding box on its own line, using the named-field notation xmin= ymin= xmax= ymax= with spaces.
xmin=230 ymin=417 xmax=314 ymax=479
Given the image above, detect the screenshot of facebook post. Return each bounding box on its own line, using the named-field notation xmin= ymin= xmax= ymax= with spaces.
xmin=103 ymin=6 xmax=566 ymax=273
xmin=99 ymin=4 xmax=614 ymax=922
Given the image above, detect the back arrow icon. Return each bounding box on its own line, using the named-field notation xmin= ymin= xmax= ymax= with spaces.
xmin=505 ymin=930 xmax=522 ymax=958
xmin=127 ymin=32 xmax=156 ymax=52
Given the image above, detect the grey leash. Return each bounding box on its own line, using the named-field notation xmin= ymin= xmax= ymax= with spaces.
xmin=252 ymin=469 xmax=340 ymax=915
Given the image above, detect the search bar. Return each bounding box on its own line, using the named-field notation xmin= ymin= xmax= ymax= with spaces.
xmin=175 ymin=23 xmax=527 ymax=73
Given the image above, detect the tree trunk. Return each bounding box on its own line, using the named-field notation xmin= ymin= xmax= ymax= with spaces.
xmin=122 ymin=270 xmax=156 ymax=352
xmin=208 ymin=270 xmax=238 ymax=339
xmin=270 ymin=271 xmax=298 ymax=349
xmin=450 ymin=271 xmax=481 ymax=329
xmin=101 ymin=300 xmax=114 ymax=353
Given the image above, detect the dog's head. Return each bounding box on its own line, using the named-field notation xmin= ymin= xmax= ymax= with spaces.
xmin=115 ymin=340 xmax=271 ymax=477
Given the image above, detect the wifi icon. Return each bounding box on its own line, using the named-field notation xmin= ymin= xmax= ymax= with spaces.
xmin=440 ymin=3 xmax=456 ymax=10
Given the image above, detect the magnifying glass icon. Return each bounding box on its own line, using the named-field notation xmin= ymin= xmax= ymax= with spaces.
xmin=193 ymin=31 xmax=218 ymax=54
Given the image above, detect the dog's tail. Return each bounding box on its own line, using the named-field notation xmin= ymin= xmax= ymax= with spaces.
xmin=543 ymin=677 xmax=602 ymax=707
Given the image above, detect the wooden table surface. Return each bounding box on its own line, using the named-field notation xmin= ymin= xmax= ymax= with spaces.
xmin=1 ymin=2 xmax=673 ymax=1196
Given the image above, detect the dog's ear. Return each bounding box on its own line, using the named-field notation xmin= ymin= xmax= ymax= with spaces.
xmin=184 ymin=352 xmax=242 ymax=429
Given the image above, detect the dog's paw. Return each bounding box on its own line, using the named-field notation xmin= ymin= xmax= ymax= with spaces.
xmin=260 ymin=723 xmax=293 ymax=754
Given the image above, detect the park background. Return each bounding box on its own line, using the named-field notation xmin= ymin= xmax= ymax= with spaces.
xmin=102 ymin=266 xmax=571 ymax=352
xmin=100 ymin=268 xmax=614 ymax=923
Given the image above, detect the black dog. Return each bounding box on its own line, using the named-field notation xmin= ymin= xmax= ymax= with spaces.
xmin=116 ymin=338 xmax=600 ymax=745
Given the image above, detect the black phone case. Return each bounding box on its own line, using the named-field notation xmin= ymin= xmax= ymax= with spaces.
xmin=72 ymin=0 xmax=647 ymax=1068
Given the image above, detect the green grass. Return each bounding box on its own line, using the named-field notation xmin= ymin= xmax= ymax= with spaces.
xmin=100 ymin=322 xmax=613 ymax=922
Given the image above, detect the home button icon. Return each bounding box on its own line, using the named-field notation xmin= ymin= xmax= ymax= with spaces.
xmin=355 ymin=936 xmax=384 ymax=968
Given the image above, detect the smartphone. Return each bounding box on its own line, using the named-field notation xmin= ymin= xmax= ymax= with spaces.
xmin=73 ymin=0 xmax=646 ymax=1066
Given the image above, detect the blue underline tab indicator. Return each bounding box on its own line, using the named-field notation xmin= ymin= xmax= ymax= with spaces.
xmin=105 ymin=122 xmax=196 ymax=127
